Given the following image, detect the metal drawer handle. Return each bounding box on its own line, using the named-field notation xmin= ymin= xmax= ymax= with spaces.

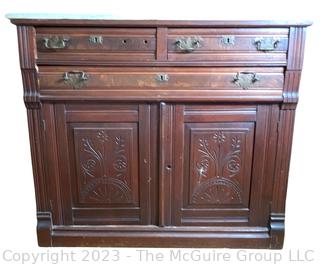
xmin=254 ymin=37 xmax=280 ymax=51
xmin=155 ymin=73 xmax=169 ymax=82
xmin=63 ymin=71 xmax=88 ymax=89
xmin=233 ymin=71 xmax=259 ymax=89
xmin=175 ymin=37 xmax=202 ymax=53
xmin=43 ymin=36 xmax=69 ymax=49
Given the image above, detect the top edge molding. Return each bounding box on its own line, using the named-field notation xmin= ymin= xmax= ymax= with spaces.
xmin=6 ymin=14 xmax=312 ymax=27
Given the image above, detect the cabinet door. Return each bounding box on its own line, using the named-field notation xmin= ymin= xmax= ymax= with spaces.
xmin=162 ymin=104 xmax=278 ymax=227
xmin=44 ymin=103 xmax=158 ymax=225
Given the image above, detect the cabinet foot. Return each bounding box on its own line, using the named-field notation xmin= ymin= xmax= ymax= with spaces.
xmin=37 ymin=212 xmax=53 ymax=247
xmin=269 ymin=213 xmax=285 ymax=249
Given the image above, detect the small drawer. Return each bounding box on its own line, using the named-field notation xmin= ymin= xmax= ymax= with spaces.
xmin=36 ymin=28 xmax=156 ymax=63
xmin=168 ymin=28 xmax=289 ymax=64
xmin=38 ymin=67 xmax=284 ymax=91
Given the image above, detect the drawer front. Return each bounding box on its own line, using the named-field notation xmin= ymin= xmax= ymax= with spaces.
xmin=168 ymin=28 xmax=289 ymax=64
xmin=39 ymin=67 xmax=284 ymax=91
xmin=36 ymin=28 xmax=156 ymax=62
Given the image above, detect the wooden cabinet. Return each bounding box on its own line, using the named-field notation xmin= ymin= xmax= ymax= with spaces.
xmin=8 ymin=16 xmax=311 ymax=248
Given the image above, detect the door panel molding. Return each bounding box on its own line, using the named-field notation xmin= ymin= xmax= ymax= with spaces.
xmin=54 ymin=103 xmax=156 ymax=225
xmin=170 ymin=104 xmax=278 ymax=227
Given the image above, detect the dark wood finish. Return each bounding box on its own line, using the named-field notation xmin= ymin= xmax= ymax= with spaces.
xmin=36 ymin=28 xmax=156 ymax=62
xmin=173 ymin=106 xmax=256 ymax=226
xmin=9 ymin=18 xmax=311 ymax=248
xmin=38 ymin=66 xmax=284 ymax=91
xmin=156 ymin=27 xmax=168 ymax=60
xmin=167 ymin=28 xmax=288 ymax=64
xmin=53 ymin=104 xmax=157 ymax=225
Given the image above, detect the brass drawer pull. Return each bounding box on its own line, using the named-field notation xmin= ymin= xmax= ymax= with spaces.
xmin=175 ymin=37 xmax=202 ymax=53
xmin=63 ymin=71 xmax=88 ymax=89
xmin=155 ymin=73 xmax=169 ymax=82
xmin=233 ymin=71 xmax=259 ymax=89
xmin=254 ymin=37 xmax=280 ymax=51
xmin=43 ymin=36 xmax=69 ymax=49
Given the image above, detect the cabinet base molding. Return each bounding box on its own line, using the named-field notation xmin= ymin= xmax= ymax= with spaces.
xmin=269 ymin=213 xmax=285 ymax=249
xmin=37 ymin=212 xmax=52 ymax=247
xmin=37 ymin=212 xmax=285 ymax=248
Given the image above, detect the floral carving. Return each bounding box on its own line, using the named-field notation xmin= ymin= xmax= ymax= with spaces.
xmin=79 ymin=130 xmax=132 ymax=203
xmin=226 ymin=137 xmax=241 ymax=175
xmin=113 ymin=136 xmax=128 ymax=175
xmin=113 ymin=158 xmax=127 ymax=172
xmin=97 ymin=130 xmax=109 ymax=142
xmin=196 ymin=134 xmax=241 ymax=179
xmin=193 ymin=132 xmax=242 ymax=204
xmin=213 ymin=131 xmax=226 ymax=143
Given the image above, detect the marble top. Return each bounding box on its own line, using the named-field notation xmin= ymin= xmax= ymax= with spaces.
xmin=6 ymin=13 xmax=123 ymax=20
xmin=5 ymin=13 xmax=309 ymax=21
xmin=5 ymin=14 xmax=312 ymax=28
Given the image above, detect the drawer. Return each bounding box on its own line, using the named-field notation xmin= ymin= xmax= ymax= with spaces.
xmin=36 ymin=28 xmax=156 ymax=62
xmin=168 ymin=28 xmax=289 ymax=64
xmin=38 ymin=67 xmax=284 ymax=91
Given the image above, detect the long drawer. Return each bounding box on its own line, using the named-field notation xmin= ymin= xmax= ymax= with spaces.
xmin=38 ymin=67 xmax=284 ymax=91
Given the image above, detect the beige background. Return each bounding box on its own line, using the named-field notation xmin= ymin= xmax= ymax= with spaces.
xmin=0 ymin=0 xmax=319 ymax=265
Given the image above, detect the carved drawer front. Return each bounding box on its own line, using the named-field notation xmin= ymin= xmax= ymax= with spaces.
xmin=38 ymin=66 xmax=284 ymax=91
xmin=168 ymin=28 xmax=288 ymax=64
xmin=51 ymin=104 xmax=158 ymax=225
xmin=36 ymin=28 xmax=156 ymax=63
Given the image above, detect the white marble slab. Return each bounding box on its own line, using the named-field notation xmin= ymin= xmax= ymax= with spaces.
xmin=5 ymin=14 xmax=312 ymax=27
xmin=5 ymin=13 xmax=225 ymax=20
xmin=5 ymin=13 xmax=128 ymax=20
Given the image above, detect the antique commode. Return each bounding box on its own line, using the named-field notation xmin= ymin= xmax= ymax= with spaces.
xmin=7 ymin=14 xmax=311 ymax=248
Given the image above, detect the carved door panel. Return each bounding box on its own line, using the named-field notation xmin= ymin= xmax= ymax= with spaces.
xmin=170 ymin=104 xmax=278 ymax=226
xmin=52 ymin=103 xmax=158 ymax=225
